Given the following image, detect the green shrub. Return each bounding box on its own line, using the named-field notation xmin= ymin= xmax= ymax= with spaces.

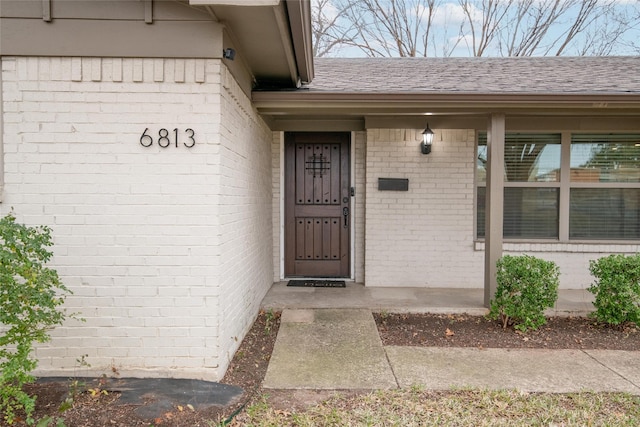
xmin=0 ymin=213 xmax=72 ymax=425
xmin=488 ymin=255 xmax=559 ymax=332
xmin=588 ymin=254 xmax=640 ymax=326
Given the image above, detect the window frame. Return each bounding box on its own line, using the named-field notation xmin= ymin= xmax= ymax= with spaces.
xmin=475 ymin=131 xmax=640 ymax=244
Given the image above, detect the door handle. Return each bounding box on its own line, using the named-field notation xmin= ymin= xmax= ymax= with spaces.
xmin=342 ymin=207 xmax=349 ymax=228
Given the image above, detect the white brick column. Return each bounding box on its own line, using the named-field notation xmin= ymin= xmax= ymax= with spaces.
xmin=1 ymin=56 xmax=229 ymax=380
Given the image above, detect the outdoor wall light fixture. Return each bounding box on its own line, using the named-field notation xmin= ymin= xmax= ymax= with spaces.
xmin=223 ymin=48 xmax=236 ymax=60
xmin=421 ymin=124 xmax=434 ymax=154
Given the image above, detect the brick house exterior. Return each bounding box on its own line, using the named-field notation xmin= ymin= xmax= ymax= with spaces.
xmin=2 ymin=1 xmax=640 ymax=380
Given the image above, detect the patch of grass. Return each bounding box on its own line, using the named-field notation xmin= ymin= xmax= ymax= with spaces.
xmin=238 ymin=388 xmax=640 ymax=426
xmin=263 ymin=309 xmax=278 ymax=335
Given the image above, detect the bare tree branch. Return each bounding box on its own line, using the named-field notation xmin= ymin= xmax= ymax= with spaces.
xmin=459 ymin=0 xmax=513 ymax=56
xmin=552 ymin=0 xmax=599 ymax=56
xmin=629 ymin=3 xmax=640 ymax=54
xmin=501 ymin=0 xmax=576 ymax=57
xmin=311 ymin=0 xmax=640 ymax=57
xmin=317 ymin=0 xmax=439 ymax=57
xmin=312 ymin=0 xmax=359 ymax=57
xmin=572 ymin=1 xmax=639 ymax=56
xmin=576 ymin=12 xmax=626 ymax=55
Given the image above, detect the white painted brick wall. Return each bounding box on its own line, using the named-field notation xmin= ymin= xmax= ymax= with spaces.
xmin=365 ymin=129 xmax=484 ymax=287
xmin=365 ymin=127 xmax=639 ymax=290
xmin=272 ymin=132 xmax=283 ymax=281
xmin=218 ymin=67 xmax=274 ymax=366
xmin=476 ymin=241 xmax=640 ymax=289
xmin=353 ymin=131 xmax=366 ymax=282
xmin=1 ymin=56 xmax=234 ymax=380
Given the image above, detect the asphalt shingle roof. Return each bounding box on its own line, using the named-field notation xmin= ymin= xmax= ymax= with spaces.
xmin=306 ymin=57 xmax=640 ymax=95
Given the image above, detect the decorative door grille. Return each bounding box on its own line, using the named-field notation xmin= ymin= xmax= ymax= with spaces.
xmin=305 ymin=153 xmax=331 ymax=178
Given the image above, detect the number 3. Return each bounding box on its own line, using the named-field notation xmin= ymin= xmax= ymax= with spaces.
xmin=184 ymin=129 xmax=195 ymax=148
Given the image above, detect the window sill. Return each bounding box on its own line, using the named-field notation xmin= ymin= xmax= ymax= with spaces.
xmin=474 ymin=240 xmax=640 ymax=253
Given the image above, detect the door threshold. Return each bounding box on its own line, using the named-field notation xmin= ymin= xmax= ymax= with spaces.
xmin=287 ymin=279 xmax=346 ymax=288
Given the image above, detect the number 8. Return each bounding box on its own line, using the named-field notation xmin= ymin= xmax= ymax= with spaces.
xmin=158 ymin=128 xmax=170 ymax=148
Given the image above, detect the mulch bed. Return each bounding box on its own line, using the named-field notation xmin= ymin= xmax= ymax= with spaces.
xmin=6 ymin=311 xmax=281 ymax=427
xmin=374 ymin=313 xmax=640 ymax=351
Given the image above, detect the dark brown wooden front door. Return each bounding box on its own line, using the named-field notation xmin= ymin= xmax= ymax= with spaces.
xmin=284 ymin=132 xmax=351 ymax=277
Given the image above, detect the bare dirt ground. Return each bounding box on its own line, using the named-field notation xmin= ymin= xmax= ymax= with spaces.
xmin=5 ymin=311 xmax=639 ymax=426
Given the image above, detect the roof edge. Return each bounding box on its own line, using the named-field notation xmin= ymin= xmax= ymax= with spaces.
xmin=285 ymin=0 xmax=314 ymax=84
xmin=254 ymin=91 xmax=640 ymax=104
xmin=253 ymin=91 xmax=640 ymax=116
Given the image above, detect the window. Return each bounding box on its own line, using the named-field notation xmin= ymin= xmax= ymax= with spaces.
xmin=477 ymin=132 xmax=640 ymax=241
xmin=569 ymin=134 xmax=640 ymax=240
xmin=477 ymin=134 xmax=561 ymax=239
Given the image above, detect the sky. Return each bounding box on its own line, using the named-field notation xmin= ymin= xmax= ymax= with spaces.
xmin=317 ymin=0 xmax=640 ymax=57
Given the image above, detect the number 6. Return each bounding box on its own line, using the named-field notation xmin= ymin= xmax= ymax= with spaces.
xmin=140 ymin=128 xmax=153 ymax=147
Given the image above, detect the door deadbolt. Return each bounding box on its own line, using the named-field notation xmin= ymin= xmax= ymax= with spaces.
xmin=342 ymin=207 xmax=349 ymax=228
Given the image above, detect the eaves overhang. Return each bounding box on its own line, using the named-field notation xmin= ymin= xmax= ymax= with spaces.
xmin=190 ymin=0 xmax=313 ymax=88
xmin=253 ymin=91 xmax=640 ymax=116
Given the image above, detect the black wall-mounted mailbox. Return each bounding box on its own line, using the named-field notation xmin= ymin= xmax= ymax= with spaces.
xmin=378 ymin=178 xmax=409 ymax=191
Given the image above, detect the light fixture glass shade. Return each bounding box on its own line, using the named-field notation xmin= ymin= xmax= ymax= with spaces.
xmin=420 ymin=124 xmax=434 ymax=155
xmin=422 ymin=125 xmax=434 ymax=145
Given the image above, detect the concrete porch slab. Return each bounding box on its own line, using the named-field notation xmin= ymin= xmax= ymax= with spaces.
xmin=261 ymin=282 xmax=595 ymax=316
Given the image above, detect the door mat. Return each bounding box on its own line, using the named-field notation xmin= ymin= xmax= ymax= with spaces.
xmin=287 ymin=280 xmax=346 ymax=288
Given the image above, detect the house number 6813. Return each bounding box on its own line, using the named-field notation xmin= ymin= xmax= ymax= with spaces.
xmin=140 ymin=128 xmax=196 ymax=148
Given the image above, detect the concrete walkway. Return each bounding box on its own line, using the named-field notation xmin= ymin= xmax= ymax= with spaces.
xmin=263 ymin=308 xmax=640 ymax=394
xmin=263 ymin=309 xmax=397 ymax=389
